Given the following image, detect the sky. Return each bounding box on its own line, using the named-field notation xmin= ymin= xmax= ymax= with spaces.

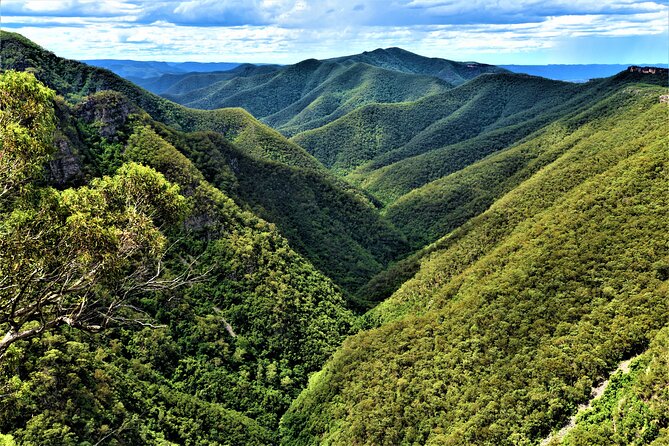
xmin=1 ymin=0 xmax=668 ymax=64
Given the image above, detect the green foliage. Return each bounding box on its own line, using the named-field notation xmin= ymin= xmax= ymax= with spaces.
xmin=0 ymin=56 xmax=355 ymax=444
xmin=148 ymin=53 xmax=469 ymax=136
xmin=1 ymin=31 xmax=409 ymax=298
xmin=0 ymin=70 xmax=56 ymax=198
xmin=385 ymin=84 xmax=669 ymax=249
xmin=558 ymin=326 xmax=669 ymax=445
xmin=146 ymin=124 xmax=409 ymax=298
xmin=293 ymin=73 xmax=578 ymax=177
xmin=4 ymin=31 xmax=669 ymax=446
xmin=280 ymin=98 xmax=669 ymax=445
xmin=0 ymin=31 xmax=320 ymax=171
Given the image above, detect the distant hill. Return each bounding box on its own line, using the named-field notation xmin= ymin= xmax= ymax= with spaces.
xmin=293 ymin=73 xmax=580 ymax=177
xmin=83 ymin=59 xmax=243 ymax=79
xmin=134 ymin=63 xmax=282 ymax=95
xmin=326 ymin=47 xmax=507 ymax=85
xmin=160 ymin=58 xmax=454 ymax=136
xmin=131 ymin=48 xmax=506 ymax=136
xmin=502 ymin=63 xmax=669 ymax=82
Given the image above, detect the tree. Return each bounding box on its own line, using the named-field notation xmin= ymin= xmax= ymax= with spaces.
xmin=0 ymin=71 xmax=189 ymax=358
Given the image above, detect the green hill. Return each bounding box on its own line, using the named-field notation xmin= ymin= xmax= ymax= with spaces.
xmin=281 ymin=83 xmax=669 ymax=445
xmin=0 ymin=31 xmax=408 ymax=297
xmin=350 ymin=71 xmax=668 ymax=204
xmin=383 ymin=73 xmax=669 ymax=248
xmin=326 ymin=47 xmax=508 ymax=84
xmin=133 ymin=48 xmax=505 ymax=138
xmin=293 ymin=73 xmax=580 ymax=176
xmin=0 ymin=31 xmax=318 ymax=170
xmin=163 ymin=58 xmax=452 ymax=136
xmin=133 ymin=63 xmax=282 ymax=95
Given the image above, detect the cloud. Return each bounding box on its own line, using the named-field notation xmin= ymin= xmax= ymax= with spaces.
xmin=1 ymin=0 xmax=142 ymax=18
xmin=3 ymin=0 xmax=667 ymax=64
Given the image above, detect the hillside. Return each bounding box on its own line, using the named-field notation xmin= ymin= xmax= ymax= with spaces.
xmin=383 ymin=71 xmax=669 ymax=248
xmin=162 ymin=58 xmax=452 ymax=136
xmin=0 ymin=31 xmax=318 ymax=170
xmin=133 ymin=48 xmax=505 ymax=137
xmin=281 ymin=83 xmax=669 ymax=445
xmin=293 ymin=73 xmax=580 ymax=176
xmin=326 ymin=47 xmax=507 ymax=84
xmin=0 ymin=70 xmax=355 ymax=444
xmin=0 ymin=31 xmax=408 ymax=297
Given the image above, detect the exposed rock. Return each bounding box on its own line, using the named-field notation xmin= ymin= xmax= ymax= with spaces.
xmin=74 ymin=90 xmax=137 ymax=139
xmin=660 ymin=94 xmax=669 ymax=104
xmin=48 ymin=137 xmax=83 ymax=187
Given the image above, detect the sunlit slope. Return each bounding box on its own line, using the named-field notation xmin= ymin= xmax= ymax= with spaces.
xmin=280 ymin=85 xmax=669 ymax=445
xmin=384 ymin=80 xmax=669 ymax=248
xmin=0 ymin=31 xmax=409 ymax=297
xmin=293 ymin=73 xmax=579 ymax=175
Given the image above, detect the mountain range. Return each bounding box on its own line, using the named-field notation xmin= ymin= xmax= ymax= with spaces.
xmin=1 ymin=30 xmax=667 ymax=446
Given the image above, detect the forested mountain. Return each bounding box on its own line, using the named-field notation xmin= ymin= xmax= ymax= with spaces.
xmin=325 ymin=47 xmax=506 ymax=84
xmin=1 ymin=30 xmax=667 ymax=446
xmin=160 ymin=59 xmax=452 ymax=136
xmin=0 ymin=31 xmax=408 ymax=297
xmin=134 ymin=63 xmax=282 ymax=95
xmin=282 ymin=83 xmax=669 ymax=445
xmin=132 ymin=48 xmax=506 ymax=137
xmin=0 ymin=68 xmax=354 ymax=444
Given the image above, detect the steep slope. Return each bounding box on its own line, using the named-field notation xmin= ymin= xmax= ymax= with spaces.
xmin=553 ymin=326 xmax=669 ymax=445
xmin=295 ymin=69 xmax=667 ymax=208
xmin=164 ymin=58 xmax=451 ymax=136
xmin=0 ymin=31 xmax=318 ymax=170
xmin=0 ymin=71 xmax=354 ymax=444
xmin=383 ymin=74 xmax=669 ymax=248
xmin=280 ymin=84 xmax=669 ymax=445
xmin=293 ymin=73 xmax=580 ymax=175
xmin=326 ymin=47 xmax=507 ymax=84
xmin=135 ymin=48 xmax=505 ymax=137
xmin=1 ymin=31 xmax=409 ymax=296
xmin=152 ymin=124 xmax=408 ymax=296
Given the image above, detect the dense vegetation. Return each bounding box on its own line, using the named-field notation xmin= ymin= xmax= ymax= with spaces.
xmin=0 ymin=69 xmax=359 ymax=444
xmin=281 ymin=86 xmax=669 ymax=444
xmin=293 ymin=73 xmax=579 ymax=175
xmin=160 ymin=59 xmax=451 ymax=136
xmin=134 ymin=47 xmax=506 ymax=138
xmin=384 ymin=81 xmax=669 ymax=248
xmin=2 ymin=31 xmax=668 ymax=446
xmin=555 ymin=327 xmax=669 ymax=445
xmin=0 ymin=30 xmax=408 ymax=297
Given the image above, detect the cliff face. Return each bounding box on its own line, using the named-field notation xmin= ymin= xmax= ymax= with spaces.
xmin=74 ymin=91 xmax=137 ymax=138
xmin=48 ymin=137 xmax=83 ymax=186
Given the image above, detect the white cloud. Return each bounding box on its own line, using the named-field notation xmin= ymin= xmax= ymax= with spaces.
xmin=3 ymin=0 xmax=667 ymax=64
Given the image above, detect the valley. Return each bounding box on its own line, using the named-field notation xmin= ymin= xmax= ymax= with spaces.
xmin=0 ymin=26 xmax=667 ymax=446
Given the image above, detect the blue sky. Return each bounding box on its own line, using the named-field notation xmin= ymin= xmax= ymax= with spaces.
xmin=2 ymin=0 xmax=667 ymax=64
